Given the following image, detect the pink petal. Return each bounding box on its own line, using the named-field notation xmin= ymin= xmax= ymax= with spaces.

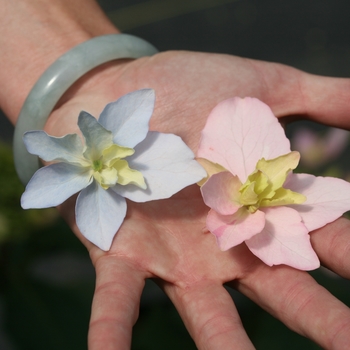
xmin=201 ymin=172 xmax=242 ymax=215
xmin=197 ymin=97 xmax=290 ymax=182
xmin=285 ymin=173 xmax=350 ymax=231
xmin=207 ymin=208 xmax=265 ymax=251
xmin=246 ymin=207 xmax=320 ymax=270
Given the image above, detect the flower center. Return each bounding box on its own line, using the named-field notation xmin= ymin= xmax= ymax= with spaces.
xmin=238 ymin=151 xmax=306 ymax=213
xmin=89 ymin=144 xmax=146 ymax=190
xmin=92 ymin=159 xmax=103 ymax=172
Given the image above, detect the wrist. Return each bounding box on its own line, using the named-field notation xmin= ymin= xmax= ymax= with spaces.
xmin=0 ymin=0 xmax=119 ymax=123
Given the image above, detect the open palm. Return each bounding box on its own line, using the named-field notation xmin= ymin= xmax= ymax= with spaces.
xmin=45 ymin=51 xmax=350 ymax=349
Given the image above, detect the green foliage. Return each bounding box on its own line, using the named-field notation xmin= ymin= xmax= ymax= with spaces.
xmin=0 ymin=143 xmax=58 ymax=243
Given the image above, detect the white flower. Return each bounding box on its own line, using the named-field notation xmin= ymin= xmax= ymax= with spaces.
xmin=21 ymin=89 xmax=205 ymax=250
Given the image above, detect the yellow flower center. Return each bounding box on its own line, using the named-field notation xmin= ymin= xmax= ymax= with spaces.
xmin=90 ymin=144 xmax=146 ymax=190
xmin=238 ymin=151 xmax=306 ymax=213
xmin=92 ymin=159 xmax=103 ymax=172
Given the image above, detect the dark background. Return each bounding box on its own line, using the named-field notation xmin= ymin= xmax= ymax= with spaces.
xmin=0 ymin=0 xmax=349 ymax=349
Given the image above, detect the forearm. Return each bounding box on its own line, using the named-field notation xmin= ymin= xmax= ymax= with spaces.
xmin=0 ymin=0 xmax=119 ymax=123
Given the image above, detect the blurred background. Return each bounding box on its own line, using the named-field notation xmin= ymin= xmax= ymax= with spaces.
xmin=0 ymin=0 xmax=350 ymax=349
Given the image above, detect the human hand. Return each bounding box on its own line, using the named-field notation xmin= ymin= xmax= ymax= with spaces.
xmin=45 ymin=51 xmax=350 ymax=349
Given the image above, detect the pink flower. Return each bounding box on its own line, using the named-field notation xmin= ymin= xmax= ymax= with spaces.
xmin=197 ymin=97 xmax=350 ymax=270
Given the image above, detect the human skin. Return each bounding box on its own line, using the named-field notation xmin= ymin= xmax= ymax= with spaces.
xmin=1 ymin=1 xmax=350 ymax=349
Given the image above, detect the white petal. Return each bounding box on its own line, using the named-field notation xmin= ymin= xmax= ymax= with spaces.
xmin=112 ymin=131 xmax=206 ymax=202
xmin=78 ymin=111 xmax=113 ymax=159
xmin=246 ymin=207 xmax=320 ymax=270
xmin=21 ymin=163 xmax=92 ymax=208
xmin=98 ymin=89 xmax=155 ymax=148
xmin=285 ymin=173 xmax=350 ymax=231
xmin=23 ymin=131 xmax=88 ymax=165
xmin=76 ymin=182 xmax=127 ymax=251
xmin=197 ymin=97 xmax=291 ymax=183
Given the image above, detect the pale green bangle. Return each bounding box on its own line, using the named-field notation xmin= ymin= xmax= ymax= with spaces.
xmin=13 ymin=34 xmax=158 ymax=185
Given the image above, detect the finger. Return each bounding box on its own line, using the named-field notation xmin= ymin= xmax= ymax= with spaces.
xmin=310 ymin=217 xmax=350 ymax=278
xmin=163 ymin=282 xmax=255 ymax=349
xmin=234 ymin=264 xmax=350 ymax=349
xmin=301 ymin=73 xmax=350 ymax=129
xmin=88 ymin=255 xmax=147 ymax=350
xmin=251 ymin=60 xmax=350 ymax=129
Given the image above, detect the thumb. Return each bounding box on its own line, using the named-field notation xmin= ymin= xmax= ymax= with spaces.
xmin=300 ymin=73 xmax=350 ymax=129
xmin=261 ymin=60 xmax=350 ymax=129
